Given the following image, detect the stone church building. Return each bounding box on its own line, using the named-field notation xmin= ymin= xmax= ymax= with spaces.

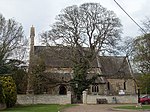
xmin=28 ymin=26 xmax=137 ymax=99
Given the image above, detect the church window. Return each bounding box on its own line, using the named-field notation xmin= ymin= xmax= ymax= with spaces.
xmin=92 ymin=85 xmax=99 ymax=93
xmin=124 ymin=81 xmax=126 ymax=90
xmin=107 ymin=82 xmax=110 ymax=90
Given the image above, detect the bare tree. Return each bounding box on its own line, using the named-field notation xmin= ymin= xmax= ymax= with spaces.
xmin=42 ymin=3 xmax=122 ymax=54
xmin=132 ymin=34 xmax=150 ymax=74
xmin=41 ymin=3 xmax=122 ymax=97
xmin=0 ymin=14 xmax=27 ymax=74
xmin=124 ymin=18 xmax=150 ymax=74
xmin=142 ymin=17 xmax=150 ymax=33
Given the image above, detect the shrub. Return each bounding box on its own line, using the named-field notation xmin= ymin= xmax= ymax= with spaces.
xmin=0 ymin=75 xmax=17 ymax=107
xmin=12 ymin=69 xmax=27 ymax=94
xmin=0 ymin=81 xmax=5 ymax=104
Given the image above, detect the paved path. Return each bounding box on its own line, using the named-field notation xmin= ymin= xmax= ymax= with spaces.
xmin=63 ymin=104 xmax=150 ymax=112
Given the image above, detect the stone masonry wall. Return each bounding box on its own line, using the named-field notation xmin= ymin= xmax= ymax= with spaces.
xmin=87 ymin=95 xmax=138 ymax=104
xmin=107 ymin=79 xmax=136 ymax=95
xmin=17 ymin=91 xmax=71 ymax=104
xmin=83 ymin=91 xmax=138 ymax=104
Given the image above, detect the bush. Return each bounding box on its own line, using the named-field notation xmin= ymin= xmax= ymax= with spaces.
xmin=0 ymin=81 xmax=5 ymax=104
xmin=0 ymin=75 xmax=17 ymax=107
xmin=12 ymin=69 xmax=27 ymax=94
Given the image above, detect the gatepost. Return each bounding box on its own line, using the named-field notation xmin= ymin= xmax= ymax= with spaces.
xmin=82 ymin=91 xmax=87 ymax=104
xmin=67 ymin=91 xmax=71 ymax=104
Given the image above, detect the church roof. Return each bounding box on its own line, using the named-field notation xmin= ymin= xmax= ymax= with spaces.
xmin=41 ymin=72 xmax=71 ymax=82
xmin=34 ymin=46 xmax=74 ymax=67
xmin=34 ymin=46 xmax=132 ymax=79
xmin=98 ymin=56 xmax=132 ymax=78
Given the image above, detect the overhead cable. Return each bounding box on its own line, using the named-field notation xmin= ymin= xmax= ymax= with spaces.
xmin=113 ymin=0 xmax=147 ymax=34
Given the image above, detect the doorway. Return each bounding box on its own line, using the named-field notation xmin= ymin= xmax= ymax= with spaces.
xmin=59 ymin=85 xmax=67 ymax=95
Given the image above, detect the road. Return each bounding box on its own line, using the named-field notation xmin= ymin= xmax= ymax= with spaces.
xmin=63 ymin=104 xmax=150 ymax=112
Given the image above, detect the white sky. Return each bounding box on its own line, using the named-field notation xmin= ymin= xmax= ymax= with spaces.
xmin=0 ymin=0 xmax=149 ymax=45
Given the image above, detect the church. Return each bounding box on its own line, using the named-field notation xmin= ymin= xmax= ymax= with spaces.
xmin=27 ymin=26 xmax=137 ymax=102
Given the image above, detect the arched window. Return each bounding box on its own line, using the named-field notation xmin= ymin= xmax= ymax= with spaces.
xmin=107 ymin=82 xmax=110 ymax=90
xmin=124 ymin=81 xmax=126 ymax=90
xmin=59 ymin=85 xmax=67 ymax=95
xmin=92 ymin=85 xmax=99 ymax=93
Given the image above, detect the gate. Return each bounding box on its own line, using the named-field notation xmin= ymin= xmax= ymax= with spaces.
xmin=71 ymin=93 xmax=83 ymax=104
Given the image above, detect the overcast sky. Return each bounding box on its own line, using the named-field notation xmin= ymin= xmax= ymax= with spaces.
xmin=0 ymin=0 xmax=149 ymax=45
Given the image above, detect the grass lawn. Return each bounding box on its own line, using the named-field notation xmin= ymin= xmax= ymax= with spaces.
xmin=115 ymin=105 xmax=150 ymax=110
xmin=1 ymin=104 xmax=74 ymax=112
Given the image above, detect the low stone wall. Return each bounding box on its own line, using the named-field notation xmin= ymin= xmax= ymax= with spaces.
xmin=17 ymin=91 xmax=71 ymax=104
xmin=83 ymin=91 xmax=138 ymax=104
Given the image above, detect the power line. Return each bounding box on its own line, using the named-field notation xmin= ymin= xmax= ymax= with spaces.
xmin=113 ymin=0 xmax=147 ymax=34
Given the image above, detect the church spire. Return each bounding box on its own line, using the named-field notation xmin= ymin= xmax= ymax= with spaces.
xmin=30 ymin=25 xmax=35 ymax=58
xmin=27 ymin=26 xmax=35 ymax=94
xmin=30 ymin=25 xmax=35 ymax=37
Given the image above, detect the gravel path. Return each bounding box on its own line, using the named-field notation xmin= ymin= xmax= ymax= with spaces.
xmin=62 ymin=104 xmax=150 ymax=112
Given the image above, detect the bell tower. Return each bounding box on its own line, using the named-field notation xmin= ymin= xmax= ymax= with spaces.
xmin=26 ymin=26 xmax=35 ymax=94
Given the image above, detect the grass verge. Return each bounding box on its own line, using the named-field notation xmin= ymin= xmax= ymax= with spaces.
xmin=115 ymin=105 xmax=150 ymax=110
xmin=1 ymin=104 xmax=74 ymax=112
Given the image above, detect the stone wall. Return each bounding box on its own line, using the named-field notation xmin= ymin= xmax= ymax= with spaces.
xmin=87 ymin=79 xmax=136 ymax=95
xmin=83 ymin=91 xmax=138 ymax=104
xmin=107 ymin=79 xmax=136 ymax=95
xmin=17 ymin=91 xmax=71 ymax=104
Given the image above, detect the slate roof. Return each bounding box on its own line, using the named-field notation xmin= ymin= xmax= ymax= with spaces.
xmin=34 ymin=46 xmax=73 ymax=67
xmin=34 ymin=46 xmax=132 ymax=79
xmin=41 ymin=72 xmax=71 ymax=82
xmin=98 ymin=56 xmax=132 ymax=78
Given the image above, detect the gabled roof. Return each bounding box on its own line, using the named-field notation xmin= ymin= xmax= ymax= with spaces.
xmin=98 ymin=56 xmax=132 ymax=78
xmin=34 ymin=46 xmax=132 ymax=78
